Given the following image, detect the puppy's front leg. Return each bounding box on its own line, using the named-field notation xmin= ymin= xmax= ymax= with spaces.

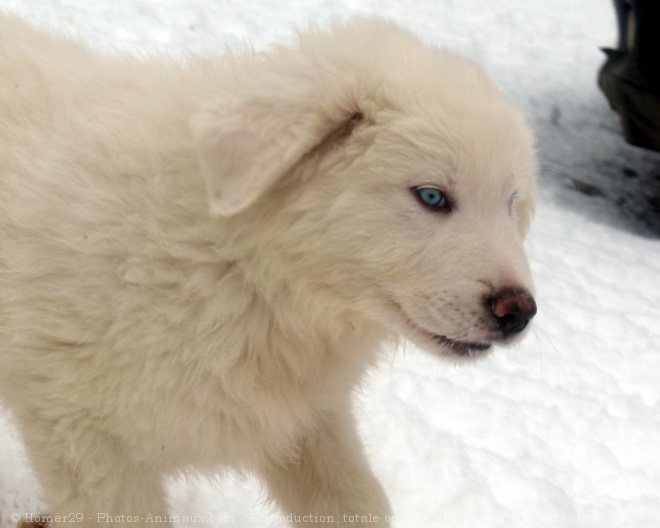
xmin=16 ymin=418 xmax=170 ymax=528
xmin=262 ymin=407 xmax=391 ymax=528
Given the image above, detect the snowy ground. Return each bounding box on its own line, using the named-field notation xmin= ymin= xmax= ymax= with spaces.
xmin=1 ymin=1 xmax=659 ymax=527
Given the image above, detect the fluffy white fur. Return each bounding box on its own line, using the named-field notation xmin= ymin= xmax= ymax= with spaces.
xmin=0 ymin=15 xmax=537 ymax=528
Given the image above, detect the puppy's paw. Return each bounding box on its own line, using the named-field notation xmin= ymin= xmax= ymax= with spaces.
xmin=16 ymin=515 xmax=50 ymax=528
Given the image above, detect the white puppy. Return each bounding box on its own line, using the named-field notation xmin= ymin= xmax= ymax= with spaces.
xmin=0 ymin=15 xmax=537 ymax=528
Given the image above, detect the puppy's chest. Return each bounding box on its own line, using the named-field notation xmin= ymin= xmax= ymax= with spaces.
xmin=143 ymin=340 xmax=371 ymax=470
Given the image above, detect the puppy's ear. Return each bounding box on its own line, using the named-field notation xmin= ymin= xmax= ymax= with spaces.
xmin=191 ymin=80 xmax=361 ymax=217
xmin=517 ymin=197 xmax=536 ymax=238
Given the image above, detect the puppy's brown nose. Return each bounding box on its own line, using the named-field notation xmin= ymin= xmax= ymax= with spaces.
xmin=489 ymin=288 xmax=537 ymax=337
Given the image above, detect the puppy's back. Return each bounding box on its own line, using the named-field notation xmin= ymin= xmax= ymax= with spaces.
xmin=0 ymin=18 xmax=215 ymax=387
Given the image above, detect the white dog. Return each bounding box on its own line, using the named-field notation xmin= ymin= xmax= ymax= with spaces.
xmin=0 ymin=15 xmax=537 ymax=528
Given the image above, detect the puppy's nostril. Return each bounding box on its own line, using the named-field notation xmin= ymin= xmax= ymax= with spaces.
xmin=489 ymin=288 xmax=537 ymax=337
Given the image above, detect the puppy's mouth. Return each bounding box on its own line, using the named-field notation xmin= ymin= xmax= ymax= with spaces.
xmin=395 ymin=306 xmax=493 ymax=358
xmin=398 ymin=319 xmax=492 ymax=359
xmin=433 ymin=335 xmax=492 ymax=357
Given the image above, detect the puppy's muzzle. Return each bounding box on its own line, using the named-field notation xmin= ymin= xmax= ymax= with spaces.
xmin=488 ymin=288 xmax=537 ymax=338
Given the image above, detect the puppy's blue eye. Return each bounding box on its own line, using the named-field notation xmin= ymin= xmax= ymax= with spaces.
xmin=414 ymin=186 xmax=448 ymax=210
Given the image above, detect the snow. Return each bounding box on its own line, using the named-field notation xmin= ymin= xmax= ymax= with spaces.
xmin=1 ymin=0 xmax=659 ymax=527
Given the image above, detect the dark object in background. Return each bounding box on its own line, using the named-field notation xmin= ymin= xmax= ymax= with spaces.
xmin=599 ymin=0 xmax=660 ymax=151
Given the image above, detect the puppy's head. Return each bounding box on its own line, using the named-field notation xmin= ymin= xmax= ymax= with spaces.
xmin=192 ymin=19 xmax=537 ymax=361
